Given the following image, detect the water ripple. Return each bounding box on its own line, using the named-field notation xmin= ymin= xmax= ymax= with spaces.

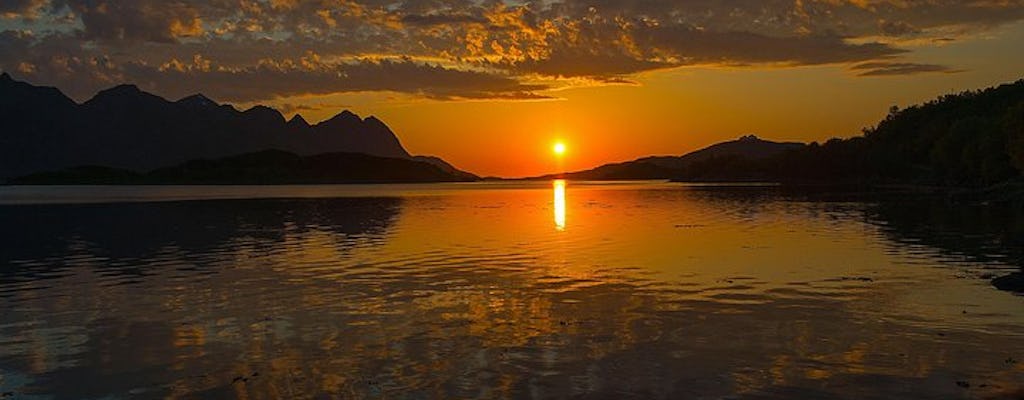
xmin=0 ymin=183 xmax=1022 ymax=399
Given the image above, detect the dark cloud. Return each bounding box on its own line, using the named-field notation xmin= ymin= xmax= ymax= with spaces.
xmin=851 ymin=61 xmax=964 ymax=76
xmin=0 ymin=0 xmax=47 ymax=18
xmin=486 ymin=22 xmax=904 ymax=79
xmin=128 ymin=57 xmax=554 ymax=101
xmin=633 ymin=26 xmax=904 ymax=65
xmin=0 ymin=30 xmax=552 ymax=101
xmin=0 ymin=30 xmax=126 ymax=96
xmin=596 ymin=76 xmax=639 ymax=85
xmin=541 ymin=0 xmax=1024 ymax=38
xmin=1 ymin=0 xmax=1022 ymax=101
xmin=493 ymin=51 xmax=673 ymax=78
xmin=401 ymin=13 xmax=486 ymax=26
xmin=878 ymin=20 xmax=920 ymax=36
xmin=54 ymin=0 xmax=205 ymax=43
xmin=274 ymin=102 xmax=351 ymax=115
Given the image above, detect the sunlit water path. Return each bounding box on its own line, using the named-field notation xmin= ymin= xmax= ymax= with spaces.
xmin=1 ymin=181 xmax=1022 ymax=399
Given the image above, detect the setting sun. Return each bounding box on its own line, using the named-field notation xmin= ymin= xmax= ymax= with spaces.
xmin=553 ymin=142 xmax=567 ymax=156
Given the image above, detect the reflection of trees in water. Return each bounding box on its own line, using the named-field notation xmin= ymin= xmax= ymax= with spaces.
xmin=677 ymin=185 xmax=1024 ymax=293
xmin=0 ymin=198 xmax=403 ymax=283
xmin=865 ymin=197 xmax=1024 ymax=278
xmin=687 ymin=185 xmax=1024 ymax=269
xmin=866 ymin=197 xmax=1024 ymax=292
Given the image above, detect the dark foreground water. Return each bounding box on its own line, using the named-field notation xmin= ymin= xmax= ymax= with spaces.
xmin=1 ymin=182 xmax=1023 ymax=399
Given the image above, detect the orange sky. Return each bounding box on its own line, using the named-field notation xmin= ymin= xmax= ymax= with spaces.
xmin=257 ymin=21 xmax=1024 ymax=177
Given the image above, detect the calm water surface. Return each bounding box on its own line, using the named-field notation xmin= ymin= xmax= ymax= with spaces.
xmin=1 ymin=181 xmax=1023 ymax=399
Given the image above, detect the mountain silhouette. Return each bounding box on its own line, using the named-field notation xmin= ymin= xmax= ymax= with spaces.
xmin=0 ymin=73 xmax=472 ymax=180
xmin=637 ymin=135 xmax=804 ymax=170
xmin=541 ymin=135 xmax=803 ymax=180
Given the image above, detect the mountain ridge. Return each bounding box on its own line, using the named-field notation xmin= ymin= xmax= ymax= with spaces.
xmin=0 ymin=73 xmax=474 ymax=180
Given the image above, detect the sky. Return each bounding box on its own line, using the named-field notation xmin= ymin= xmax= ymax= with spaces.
xmin=2 ymin=1 xmax=1024 ymax=177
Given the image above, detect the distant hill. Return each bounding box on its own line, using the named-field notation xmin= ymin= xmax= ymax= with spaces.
xmin=638 ymin=135 xmax=804 ymax=170
xmin=9 ymin=150 xmax=476 ymax=184
xmin=0 ymin=73 xmax=476 ymax=181
xmin=539 ymin=135 xmax=803 ymax=180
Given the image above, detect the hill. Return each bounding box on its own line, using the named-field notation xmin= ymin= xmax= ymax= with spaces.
xmin=537 ymin=135 xmax=803 ymax=180
xmin=9 ymin=150 xmax=476 ymax=184
xmin=637 ymin=135 xmax=804 ymax=170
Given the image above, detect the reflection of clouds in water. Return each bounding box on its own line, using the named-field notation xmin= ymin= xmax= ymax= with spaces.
xmin=0 ymin=185 xmax=1023 ymax=398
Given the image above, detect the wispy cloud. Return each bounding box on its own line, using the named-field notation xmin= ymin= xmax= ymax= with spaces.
xmin=851 ymin=61 xmax=965 ymax=76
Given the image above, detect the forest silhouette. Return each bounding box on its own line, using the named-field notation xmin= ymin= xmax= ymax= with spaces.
xmin=670 ymin=80 xmax=1024 ymax=186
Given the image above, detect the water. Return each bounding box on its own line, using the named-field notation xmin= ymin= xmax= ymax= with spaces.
xmin=0 ymin=181 xmax=1022 ymax=399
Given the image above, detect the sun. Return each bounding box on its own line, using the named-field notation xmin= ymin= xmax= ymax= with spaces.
xmin=553 ymin=142 xmax=567 ymax=155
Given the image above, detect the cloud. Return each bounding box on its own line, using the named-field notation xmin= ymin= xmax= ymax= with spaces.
xmin=1 ymin=0 xmax=1022 ymax=101
xmin=0 ymin=30 xmax=553 ymax=101
xmin=539 ymin=0 xmax=1024 ymax=39
xmin=482 ymin=19 xmax=904 ymax=79
xmin=0 ymin=0 xmax=47 ymax=19
xmin=130 ymin=55 xmax=555 ymax=101
xmin=54 ymin=0 xmax=205 ymax=43
xmin=401 ymin=13 xmax=486 ymax=26
xmin=272 ymin=101 xmax=354 ymax=115
xmin=633 ymin=27 xmax=904 ymax=65
xmin=0 ymin=30 xmax=127 ymax=96
xmin=851 ymin=61 xmax=964 ymax=76
xmin=878 ymin=20 xmax=920 ymax=36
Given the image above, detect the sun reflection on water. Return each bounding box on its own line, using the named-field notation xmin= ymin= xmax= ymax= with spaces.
xmin=553 ymin=179 xmax=566 ymax=231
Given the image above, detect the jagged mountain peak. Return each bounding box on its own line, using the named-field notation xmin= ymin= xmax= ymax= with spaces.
xmin=103 ymin=84 xmax=142 ymax=95
xmin=362 ymin=115 xmax=391 ymax=130
xmin=177 ymin=93 xmax=218 ymax=108
xmin=0 ymin=72 xmax=78 ymax=110
xmin=243 ymin=104 xmax=277 ymax=113
xmin=288 ymin=114 xmax=310 ymax=127
xmin=319 ymin=110 xmax=361 ymax=125
xmin=85 ymin=83 xmax=165 ymax=107
xmin=242 ymin=105 xmax=285 ymax=124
